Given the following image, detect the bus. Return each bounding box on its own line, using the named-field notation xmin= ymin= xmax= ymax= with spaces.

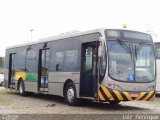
xmin=154 ymin=42 xmax=160 ymax=92
xmin=4 ymin=28 xmax=156 ymax=105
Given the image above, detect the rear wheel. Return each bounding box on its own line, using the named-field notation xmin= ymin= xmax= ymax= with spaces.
xmin=64 ymin=82 xmax=78 ymax=106
xmin=18 ymin=80 xmax=26 ymax=96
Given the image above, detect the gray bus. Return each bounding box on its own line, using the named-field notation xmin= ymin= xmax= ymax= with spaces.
xmin=4 ymin=28 xmax=156 ymax=105
xmin=154 ymin=42 xmax=160 ymax=92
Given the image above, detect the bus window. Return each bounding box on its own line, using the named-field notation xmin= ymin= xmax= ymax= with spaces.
xmin=155 ymin=44 xmax=160 ymax=59
xmin=65 ymin=50 xmax=78 ymax=71
xmin=85 ymin=47 xmax=93 ymax=71
xmin=55 ymin=52 xmax=64 ymax=71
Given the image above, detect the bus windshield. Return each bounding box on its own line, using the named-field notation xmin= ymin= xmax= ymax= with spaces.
xmin=134 ymin=43 xmax=155 ymax=82
xmin=108 ymin=41 xmax=155 ymax=82
xmin=108 ymin=41 xmax=134 ymax=82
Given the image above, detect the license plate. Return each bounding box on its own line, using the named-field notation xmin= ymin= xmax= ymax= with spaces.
xmin=130 ymin=93 xmax=139 ymax=98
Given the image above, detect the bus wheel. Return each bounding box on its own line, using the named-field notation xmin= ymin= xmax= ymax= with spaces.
xmin=1 ymin=81 xmax=4 ymax=87
xmin=64 ymin=82 xmax=78 ymax=106
xmin=18 ymin=80 xmax=26 ymax=96
xmin=109 ymin=101 xmax=120 ymax=105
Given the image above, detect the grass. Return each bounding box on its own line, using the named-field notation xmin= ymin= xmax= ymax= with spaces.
xmin=0 ymin=98 xmax=10 ymax=106
xmin=0 ymin=98 xmax=17 ymax=108
xmin=0 ymin=87 xmax=18 ymax=108
xmin=0 ymin=87 xmax=18 ymax=94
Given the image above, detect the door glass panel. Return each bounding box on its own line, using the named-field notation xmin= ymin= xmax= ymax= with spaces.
xmin=80 ymin=42 xmax=98 ymax=97
xmin=40 ymin=49 xmax=49 ymax=88
xmin=84 ymin=47 xmax=93 ymax=72
xmin=11 ymin=54 xmax=16 ymax=81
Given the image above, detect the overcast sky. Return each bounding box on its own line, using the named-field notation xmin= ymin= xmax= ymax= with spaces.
xmin=0 ymin=0 xmax=160 ymax=56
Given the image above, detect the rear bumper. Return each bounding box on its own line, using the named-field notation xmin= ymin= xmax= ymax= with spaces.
xmin=98 ymin=85 xmax=155 ymax=102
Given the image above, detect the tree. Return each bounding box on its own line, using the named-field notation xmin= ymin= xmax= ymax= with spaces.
xmin=0 ymin=57 xmax=4 ymax=68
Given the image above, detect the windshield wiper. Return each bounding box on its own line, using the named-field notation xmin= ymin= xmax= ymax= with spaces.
xmin=117 ymin=39 xmax=132 ymax=61
xmin=135 ymin=42 xmax=144 ymax=60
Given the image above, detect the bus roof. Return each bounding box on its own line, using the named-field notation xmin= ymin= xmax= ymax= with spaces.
xmin=6 ymin=28 xmax=151 ymax=49
xmin=6 ymin=28 xmax=105 ymax=49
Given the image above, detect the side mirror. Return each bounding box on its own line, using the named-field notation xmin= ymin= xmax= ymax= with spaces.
xmin=98 ymin=37 xmax=105 ymax=57
xmin=98 ymin=46 xmax=103 ymax=57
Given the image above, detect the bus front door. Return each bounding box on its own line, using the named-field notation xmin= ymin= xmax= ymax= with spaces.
xmin=38 ymin=49 xmax=49 ymax=92
xmin=80 ymin=41 xmax=99 ymax=98
xmin=8 ymin=53 xmax=16 ymax=89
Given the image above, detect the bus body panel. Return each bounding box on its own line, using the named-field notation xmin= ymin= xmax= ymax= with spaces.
xmin=48 ymin=72 xmax=80 ymax=97
xmin=24 ymin=81 xmax=38 ymax=93
xmin=104 ymin=77 xmax=156 ymax=92
xmin=154 ymin=42 xmax=160 ymax=92
xmin=156 ymin=74 xmax=160 ymax=92
xmin=156 ymin=59 xmax=160 ymax=91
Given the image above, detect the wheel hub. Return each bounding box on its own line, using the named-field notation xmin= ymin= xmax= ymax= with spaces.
xmin=67 ymin=87 xmax=74 ymax=103
xmin=19 ymin=83 xmax=23 ymax=94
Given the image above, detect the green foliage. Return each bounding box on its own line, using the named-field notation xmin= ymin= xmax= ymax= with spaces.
xmin=0 ymin=57 xmax=4 ymax=68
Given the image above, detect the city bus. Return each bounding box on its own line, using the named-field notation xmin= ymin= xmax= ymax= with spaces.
xmin=4 ymin=28 xmax=156 ymax=105
xmin=154 ymin=42 xmax=160 ymax=92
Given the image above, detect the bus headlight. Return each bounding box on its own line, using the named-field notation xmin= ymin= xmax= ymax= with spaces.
xmin=147 ymin=86 xmax=155 ymax=91
xmin=109 ymin=84 xmax=122 ymax=90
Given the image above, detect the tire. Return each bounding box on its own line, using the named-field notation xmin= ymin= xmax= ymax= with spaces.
xmin=2 ymin=81 xmax=5 ymax=87
xmin=0 ymin=81 xmax=4 ymax=87
xmin=109 ymin=100 xmax=120 ymax=105
xmin=18 ymin=80 xmax=26 ymax=96
xmin=64 ymin=82 xmax=78 ymax=106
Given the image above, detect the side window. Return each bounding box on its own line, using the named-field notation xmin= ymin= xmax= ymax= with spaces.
xmin=49 ymin=40 xmax=65 ymax=71
xmin=26 ymin=45 xmax=38 ymax=72
xmin=49 ymin=49 xmax=55 ymax=71
xmin=55 ymin=52 xmax=64 ymax=71
xmin=64 ymin=38 xmax=80 ymax=71
xmin=65 ymin=50 xmax=78 ymax=71
xmin=14 ymin=47 xmax=27 ymax=71
xmin=155 ymin=44 xmax=160 ymax=59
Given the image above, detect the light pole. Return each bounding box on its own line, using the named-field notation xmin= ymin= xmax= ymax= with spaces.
xmin=30 ymin=29 xmax=33 ymax=42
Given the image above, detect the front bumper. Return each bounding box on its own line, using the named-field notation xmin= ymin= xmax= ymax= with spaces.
xmin=98 ymin=85 xmax=155 ymax=102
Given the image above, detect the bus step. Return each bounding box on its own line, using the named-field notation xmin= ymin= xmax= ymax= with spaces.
xmin=39 ymin=88 xmax=48 ymax=92
xmin=9 ymin=85 xmax=15 ymax=89
xmin=11 ymin=82 xmax=15 ymax=85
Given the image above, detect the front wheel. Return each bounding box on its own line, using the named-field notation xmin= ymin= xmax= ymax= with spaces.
xmin=18 ymin=80 xmax=26 ymax=96
xmin=1 ymin=81 xmax=4 ymax=87
xmin=64 ymin=82 xmax=78 ymax=106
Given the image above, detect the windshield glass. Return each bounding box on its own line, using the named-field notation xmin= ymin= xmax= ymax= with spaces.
xmin=108 ymin=41 xmax=156 ymax=82
xmin=134 ymin=44 xmax=155 ymax=82
xmin=108 ymin=41 xmax=134 ymax=82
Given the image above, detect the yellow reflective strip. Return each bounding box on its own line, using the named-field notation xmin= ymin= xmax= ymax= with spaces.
xmin=148 ymin=94 xmax=155 ymax=101
xmin=101 ymin=85 xmax=114 ymax=100
xmin=123 ymin=92 xmax=132 ymax=101
xmin=15 ymin=72 xmax=26 ymax=80
xmin=135 ymin=92 xmax=146 ymax=100
xmin=152 ymin=94 xmax=155 ymax=100
xmin=144 ymin=91 xmax=154 ymax=100
xmin=98 ymin=90 xmax=105 ymax=101
xmin=113 ymin=90 xmax=123 ymax=100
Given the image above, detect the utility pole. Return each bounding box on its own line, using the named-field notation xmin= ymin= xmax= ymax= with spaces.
xmin=30 ymin=29 xmax=33 ymax=42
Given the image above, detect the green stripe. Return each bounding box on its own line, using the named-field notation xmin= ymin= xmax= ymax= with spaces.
xmin=26 ymin=72 xmax=37 ymax=81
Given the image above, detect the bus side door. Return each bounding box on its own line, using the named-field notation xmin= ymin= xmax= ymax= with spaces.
xmin=8 ymin=53 xmax=16 ymax=88
xmin=80 ymin=41 xmax=99 ymax=98
xmin=38 ymin=48 xmax=49 ymax=92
